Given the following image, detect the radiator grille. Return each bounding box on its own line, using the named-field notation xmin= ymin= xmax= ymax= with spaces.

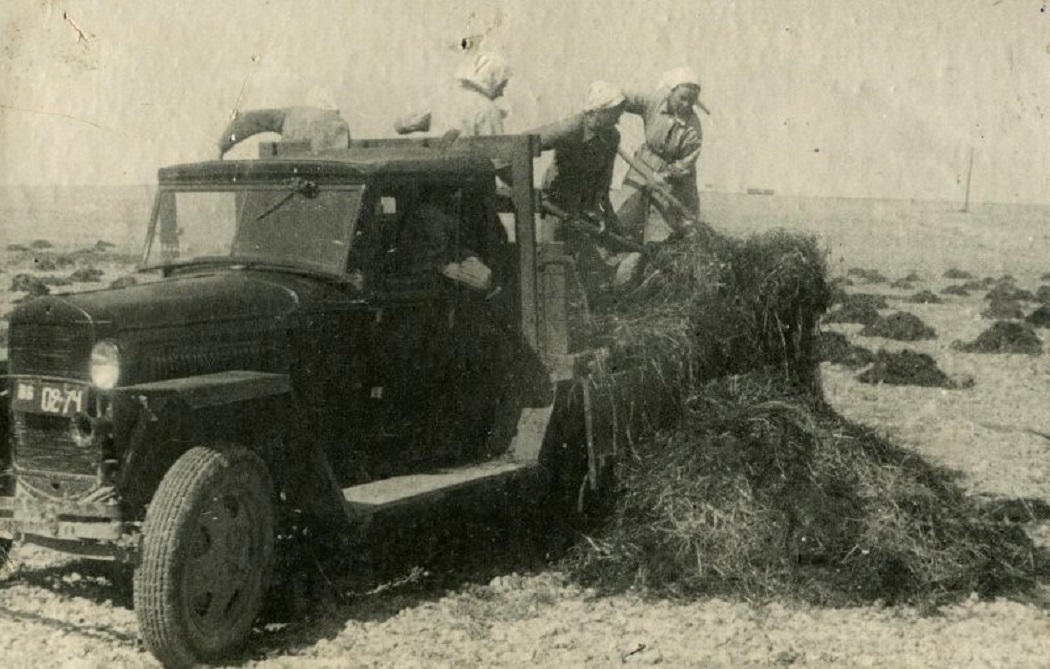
xmin=8 ymin=323 xmax=92 ymax=379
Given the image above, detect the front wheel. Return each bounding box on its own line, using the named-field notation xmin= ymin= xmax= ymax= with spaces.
xmin=134 ymin=444 xmax=275 ymax=668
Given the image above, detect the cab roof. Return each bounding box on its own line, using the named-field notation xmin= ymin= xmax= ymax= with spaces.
xmin=159 ymin=154 xmax=496 ymax=185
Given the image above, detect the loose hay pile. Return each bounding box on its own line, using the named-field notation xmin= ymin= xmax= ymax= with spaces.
xmin=857 ymin=349 xmax=955 ymax=388
xmin=859 ymin=311 xmax=937 ymax=341
xmin=847 ymin=267 xmax=889 ymax=284
xmin=953 ymin=321 xmax=1043 ymax=355
xmin=566 ymin=372 xmax=1041 ymax=606
xmin=982 ymin=299 xmax=1025 ymax=320
xmin=842 ymin=292 xmax=889 ymax=310
xmin=818 ymin=331 xmax=874 ymax=368
xmin=986 ymin=283 xmax=1036 ymax=304
xmin=822 ymin=293 xmax=888 ymax=326
xmin=1025 ymin=305 xmax=1050 ymax=328
xmin=907 ymin=290 xmax=943 ymax=304
xmin=584 ymin=228 xmax=830 ymax=387
xmin=9 ymin=274 xmax=49 ymax=296
xmin=564 ymin=228 xmax=1043 ymax=609
xmin=822 ymin=300 xmax=881 ymax=326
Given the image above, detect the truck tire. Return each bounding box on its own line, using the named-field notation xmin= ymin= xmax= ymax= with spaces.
xmin=134 ymin=444 xmax=275 ymax=668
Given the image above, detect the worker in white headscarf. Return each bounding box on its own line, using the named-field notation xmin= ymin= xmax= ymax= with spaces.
xmin=530 ymin=81 xmax=626 ymax=226
xmin=394 ymin=51 xmax=512 ymax=137
xmin=217 ymin=86 xmax=349 ymax=157
xmin=525 ymin=82 xmax=646 ymax=290
xmin=616 ymin=66 xmax=708 ymax=242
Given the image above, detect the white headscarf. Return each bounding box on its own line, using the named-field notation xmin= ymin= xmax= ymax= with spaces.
xmin=658 ymin=66 xmax=701 ymax=93
xmin=583 ymin=81 xmax=626 ymax=112
xmin=456 ymin=51 xmax=512 ymax=99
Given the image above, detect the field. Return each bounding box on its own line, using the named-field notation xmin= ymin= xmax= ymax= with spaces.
xmin=1 ymin=190 xmax=1049 ymax=667
xmin=710 ymin=194 xmax=1050 ymax=504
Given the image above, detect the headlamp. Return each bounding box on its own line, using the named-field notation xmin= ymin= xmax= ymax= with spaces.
xmin=89 ymin=340 xmax=121 ymax=389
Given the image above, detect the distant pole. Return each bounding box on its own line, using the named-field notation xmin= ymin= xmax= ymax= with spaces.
xmin=962 ymin=147 xmax=974 ymax=213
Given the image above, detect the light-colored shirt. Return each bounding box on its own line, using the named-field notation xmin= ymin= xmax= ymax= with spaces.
xmin=394 ymin=83 xmax=505 ymax=138
xmin=218 ymin=107 xmax=349 ymax=154
xmin=446 ymin=83 xmax=506 ymax=136
xmin=623 ymin=91 xmax=702 ymax=179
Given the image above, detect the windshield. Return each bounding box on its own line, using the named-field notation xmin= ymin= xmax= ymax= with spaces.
xmin=143 ymin=182 xmax=364 ymax=274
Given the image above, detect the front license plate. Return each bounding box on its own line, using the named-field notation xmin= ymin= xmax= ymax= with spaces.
xmin=11 ymin=380 xmax=89 ymax=417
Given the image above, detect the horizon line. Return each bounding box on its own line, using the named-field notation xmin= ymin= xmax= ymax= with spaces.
xmin=0 ymin=183 xmax=1046 ymax=209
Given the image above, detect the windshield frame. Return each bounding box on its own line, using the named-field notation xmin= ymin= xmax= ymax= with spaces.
xmin=141 ymin=181 xmax=366 ymax=277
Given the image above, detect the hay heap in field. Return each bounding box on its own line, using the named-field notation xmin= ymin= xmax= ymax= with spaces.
xmin=982 ymin=299 xmax=1025 ymax=320
xmin=1026 ymin=305 xmax=1050 ymax=328
xmin=846 ymin=267 xmax=889 ymax=284
xmin=578 ymin=227 xmax=830 ymax=394
xmin=822 ymin=293 xmax=885 ymax=325
xmin=857 ymin=349 xmax=956 ymax=388
xmin=953 ymin=321 xmax=1043 ymax=355
xmin=859 ymin=311 xmax=936 ymax=341
xmin=843 ymin=292 xmax=889 ymax=310
xmin=564 ymin=228 xmax=1044 ymax=608
xmin=907 ymin=290 xmax=943 ymax=304
xmin=1036 ymin=285 xmax=1050 ymax=304
xmin=818 ymin=330 xmax=874 ymax=368
xmin=566 ymin=372 xmax=1042 ymax=606
xmin=985 ymin=283 xmax=1036 ymax=304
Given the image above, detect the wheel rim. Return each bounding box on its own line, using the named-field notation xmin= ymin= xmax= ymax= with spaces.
xmin=181 ymin=481 xmax=266 ymax=638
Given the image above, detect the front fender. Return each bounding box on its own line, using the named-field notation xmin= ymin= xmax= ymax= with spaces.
xmin=112 ymin=371 xmax=294 ymax=511
xmin=120 ymin=370 xmax=291 ymax=410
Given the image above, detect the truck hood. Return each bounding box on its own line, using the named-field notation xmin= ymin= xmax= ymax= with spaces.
xmin=10 ymin=269 xmax=330 ymax=332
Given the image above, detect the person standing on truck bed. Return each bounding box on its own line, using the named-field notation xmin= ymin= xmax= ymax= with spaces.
xmin=394 ymin=51 xmax=512 ymax=137
xmin=531 ymin=80 xmax=626 ymax=233
xmin=617 ymin=66 xmax=708 ymax=243
xmin=394 ymin=51 xmax=515 ymax=282
xmin=216 ymin=89 xmax=350 ymax=158
xmin=528 ymin=81 xmax=641 ymax=290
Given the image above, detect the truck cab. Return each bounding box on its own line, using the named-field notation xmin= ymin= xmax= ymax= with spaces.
xmin=0 ymin=134 xmax=603 ymax=667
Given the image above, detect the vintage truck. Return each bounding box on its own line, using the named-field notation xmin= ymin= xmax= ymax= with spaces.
xmin=0 ymin=134 xmax=643 ymax=667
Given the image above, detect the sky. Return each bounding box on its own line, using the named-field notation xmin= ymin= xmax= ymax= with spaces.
xmin=1 ymin=0 xmax=1049 ymax=203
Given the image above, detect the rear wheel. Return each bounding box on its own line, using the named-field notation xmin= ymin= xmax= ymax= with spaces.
xmin=134 ymin=444 xmax=274 ymax=668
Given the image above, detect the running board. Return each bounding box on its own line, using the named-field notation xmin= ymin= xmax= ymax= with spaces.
xmin=342 ymin=460 xmax=538 ymax=521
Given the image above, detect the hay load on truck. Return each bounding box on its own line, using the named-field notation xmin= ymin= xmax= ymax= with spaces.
xmin=0 ymin=124 xmax=828 ymax=666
